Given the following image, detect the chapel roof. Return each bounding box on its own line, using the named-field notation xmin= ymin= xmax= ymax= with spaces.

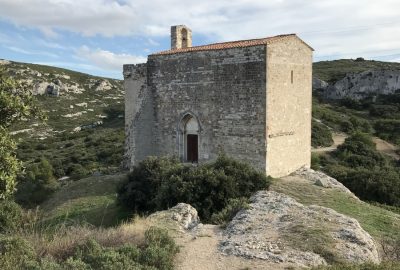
xmin=151 ymin=34 xmax=313 ymax=56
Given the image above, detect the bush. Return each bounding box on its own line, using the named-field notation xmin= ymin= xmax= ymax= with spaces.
xmin=15 ymin=158 xmax=59 ymax=206
xmin=312 ymin=262 xmax=400 ymax=270
xmin=117 ymin=155 xmax=270 ymax=222
xmin=311 ymin=153 xmax=321 ymax=170
xmin=312 ymin=120 xmax=333 ymax=147
xmin=0 ymin=200 xmax=23 ymax=233
xmin=210 ymin=197 xmax=249 ymax=226
xmin=67 ymin=164 xmax=89 ymax=180
xmin=325 ymin=165 xmax=400 ymax=206
xmin=322 ymin=132 xmax=400 ymax=207
xmin=335 ymin=132 xmax=387 ymax=169
xmin=0 ymin=236 xmax=37 ymax=269
xmin=374 ymin=120 xmax=400 ymax=145
xmin=369 ymin=105 xmax=399 ymax=118
xmin=0 ymin=227 xmax=178 ymax=270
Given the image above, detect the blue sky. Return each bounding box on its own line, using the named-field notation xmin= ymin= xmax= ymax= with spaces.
xmin=1 ymin=0 xmax=400 ymax=79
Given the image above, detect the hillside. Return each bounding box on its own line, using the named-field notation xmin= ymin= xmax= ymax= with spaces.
xmin=313 ymin=59 xmax=400 ymax=83
xmin=36 ymin=170 xmax=400 ymax=269
xmin=1 ymin=60 xmax=125 ymax=190
xmin=2 ymin=58 xmax=400 ymax=269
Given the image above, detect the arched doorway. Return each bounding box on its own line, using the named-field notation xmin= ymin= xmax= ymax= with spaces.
xmin=180 ymin=114 xmax=199 ymax=163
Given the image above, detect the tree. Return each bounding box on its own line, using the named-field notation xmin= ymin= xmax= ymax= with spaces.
xmin=0 ymin=69 xmax=43 ymax=199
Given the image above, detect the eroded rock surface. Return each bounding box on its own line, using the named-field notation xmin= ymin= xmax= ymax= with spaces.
xmin=149 ymin=203 xmax=200 ymax=231
xmin=293 ymin=167 xmax=356 ymax=197
xmin=220 ymin=191 xmax=379 ymax=268
xmin=321 ymin=70 xmax=400 ymax=100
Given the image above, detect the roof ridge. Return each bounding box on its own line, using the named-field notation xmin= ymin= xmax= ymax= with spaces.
xmin=190 ymin=34 xmax=296 ymax=47
xmin=150 ymin=34 xmax=302 ymax=56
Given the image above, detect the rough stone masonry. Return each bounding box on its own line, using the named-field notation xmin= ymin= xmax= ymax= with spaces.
xmin=123 ymin=25 xmax=313 ymax=177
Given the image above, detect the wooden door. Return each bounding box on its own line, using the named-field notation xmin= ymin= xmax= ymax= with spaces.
xmin=187 ymin=134 xmax=198 ymax=163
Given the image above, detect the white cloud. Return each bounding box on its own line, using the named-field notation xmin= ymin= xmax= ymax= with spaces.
xmin=4 ymin=45 xmax=59 ymax=58
xmin=75 ymin=45 xmax=146 ymax=71
xmin=0 ymin=0 xmax=399 ymax=61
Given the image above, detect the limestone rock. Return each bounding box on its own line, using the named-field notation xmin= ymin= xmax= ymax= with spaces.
xmin=220 ymin=191 xmax=380 ymax=267
xmin=95 ymin=80 xmax=112 ymax=91
xmin=149 ymin=203 xmax=200 ymax=230
xmin=313 ymin=77 xmax=328 ymax=90
xmin=322 ymin=70 xmax=400 ymax=100
xmin=0 ymin=59 xmax=11 ymax=65
xmin=293 ymin=167 xmax=356 ymax=197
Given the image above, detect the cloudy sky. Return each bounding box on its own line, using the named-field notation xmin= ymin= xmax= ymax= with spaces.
xmin=0 ymin=0 xmax=399 ymax=79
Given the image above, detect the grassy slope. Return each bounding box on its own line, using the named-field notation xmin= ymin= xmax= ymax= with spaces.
xmin=313 ymin=59 xmax=400 ymax=82
xmin=271 ymin=178 xmax=400 ymax=240
xmin=40 ymin=174 xmax=129 ymax=228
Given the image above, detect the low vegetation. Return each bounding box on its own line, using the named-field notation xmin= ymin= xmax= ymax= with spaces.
xmin=321 ymin=132 xmax=400 ymax=207
xmin=118 ymin=155 xmax=270 ymax=223
xmin=312 ymin=120 xmax=334 ymax=147
xmin=313 ymin=59 xmax=400 ymax=83
xmin=312 ymin=262 xmax=400 ymax=270
xmin=0 ymin=225 xmax=178 ymax=270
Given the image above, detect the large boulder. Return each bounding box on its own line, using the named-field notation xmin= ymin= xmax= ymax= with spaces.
xmin=293 ymin=167 xmax=357 ymax=197
xmin=220 ymin=191 xmax=379 ymax=268
xmin=148 ymin=203 xmax=200 ymax=231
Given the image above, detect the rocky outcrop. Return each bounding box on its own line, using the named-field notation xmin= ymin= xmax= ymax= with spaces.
xmin=320 ymin=70 xmax=400 ymax=100
xmin=149 ymin=203 xmax=200 ymax=231
xmin=313 ymin=77 xmax=329 ymax=90
xmin=293 ymin=167 xmax=356 ymax=198
xmin=94 ymin=79 xmax=113 ymax=91
xmin=220 ymin=191 xmax=380 ymax=267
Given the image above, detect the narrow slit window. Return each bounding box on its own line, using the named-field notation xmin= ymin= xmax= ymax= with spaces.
xmin=291 ymin=70 xmax=294 ymax=84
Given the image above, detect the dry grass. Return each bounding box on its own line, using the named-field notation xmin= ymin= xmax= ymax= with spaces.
xmin=18 ymin=216 xmax=153 ymax=260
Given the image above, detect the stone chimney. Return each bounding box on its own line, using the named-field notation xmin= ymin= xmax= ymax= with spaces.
xmin=171 ymin=25 xmax=192 ymax=50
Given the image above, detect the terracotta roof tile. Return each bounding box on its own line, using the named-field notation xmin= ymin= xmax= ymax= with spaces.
xmin=151 ymin=34 xmax=313 ymax=56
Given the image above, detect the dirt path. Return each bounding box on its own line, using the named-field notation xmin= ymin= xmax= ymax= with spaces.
xmin=312 ymin=133 xmax=399 ymax=160
xmin=312 ymin=133 xmax=347 ymax=153
xmin=374 ymin=137 xmax=400 ymax=160
xmin=174 ymin=224 xmax=295 ymax=270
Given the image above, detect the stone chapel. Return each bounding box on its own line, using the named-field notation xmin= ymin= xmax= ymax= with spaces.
xmin=123 ymin=25 xmax=313 ymax=177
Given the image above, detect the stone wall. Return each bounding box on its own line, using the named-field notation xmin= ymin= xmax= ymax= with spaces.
xmin=147 ymin=46 xmax=267 ymax=170
xmin=123 ymin=63 xmax=155 ymax=168
xmin=265 ymin=37 xmax=313 ymax=177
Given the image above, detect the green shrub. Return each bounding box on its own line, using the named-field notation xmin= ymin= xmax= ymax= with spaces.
xmin=117 ymin=155 xmax=270 ymax=222
xmin=0 ymin=227 xmax=177 ymax=270
xmin=312 ymin=120 xmax=333 ymax=147
xmin=374 ymin=120 xmax=400 ymax=145
xmin=325 ymin=165 xmax=400 ymax=206
xmin=335 ymin=132 xmax=387 ymax=169
xmin=15 ymin=157 xmax=59 ymax=206
xmin=67 ymin=164 xmax=89 ymax=180
xmin=210 ymin=197 xmax=249 ymax=226
xmin=322 ymin=132 xmax=400 ymax=207
xmin=0 ymin=200 xmax=23 ymax=233
xmin=369 ymin=104 xmax=399 ymax=118
xmin=0 ymin=236 xmax=37 ymax=269
xmin=311 ymin=153 xmax=321 ymax=170
xmin=312 ymin=262 xmax=400 ymax=270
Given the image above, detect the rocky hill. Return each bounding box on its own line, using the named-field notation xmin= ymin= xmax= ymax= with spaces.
xmin=1 ymin=59 xmax=125 ymax=182
xmin=1 ymin=59 xmax=124 ymax=136
xmin=313 ymin=59 xmax=400 ymax=100
xmin=146 ymin=167 xmax=399 ymax=269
